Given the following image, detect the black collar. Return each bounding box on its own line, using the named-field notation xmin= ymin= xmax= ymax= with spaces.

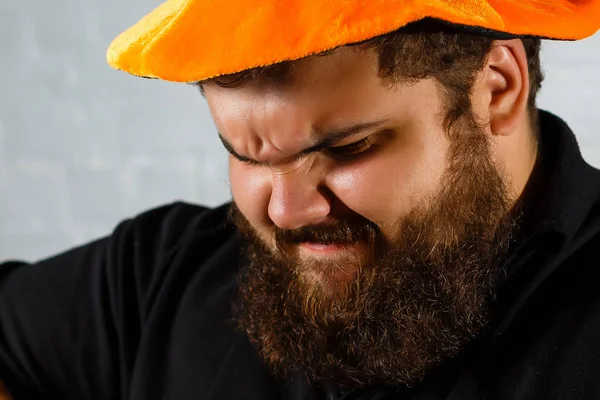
xmin=492 ymin=109 xmax=600 ymax=340
xmin=518 ymin=109 xmax=600 ymax=242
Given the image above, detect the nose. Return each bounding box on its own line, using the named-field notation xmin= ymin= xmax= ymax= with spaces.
xmin=267 ymin=171 xmax=332 ymax=230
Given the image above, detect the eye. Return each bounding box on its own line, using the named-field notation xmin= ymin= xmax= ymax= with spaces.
xmin=327 ymin=137 xmax=373 ymax=157
xmin=239 ymin=157 xmax=264 ymax=168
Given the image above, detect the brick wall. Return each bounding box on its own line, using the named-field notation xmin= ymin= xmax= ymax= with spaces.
xmin=1 ymin=0 xmax=599 ymax=260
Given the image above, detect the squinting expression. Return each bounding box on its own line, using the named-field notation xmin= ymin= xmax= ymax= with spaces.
xmin=201 ymin=42 xmax=524 ymax=388
xmin=204 ymin=47 xmax=452 ymax=277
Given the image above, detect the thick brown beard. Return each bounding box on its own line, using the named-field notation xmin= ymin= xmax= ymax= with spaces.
xmin=231 ymin=116 xmax=519 ymax=390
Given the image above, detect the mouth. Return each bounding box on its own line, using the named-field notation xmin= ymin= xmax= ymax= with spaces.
xmin=299 ymin=241 xmax=364 ymax=256
xmin=295 ymin=242 xmax=368 ymax=291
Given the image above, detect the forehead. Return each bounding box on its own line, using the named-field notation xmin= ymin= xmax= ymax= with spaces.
xmin=204 ymin=47 xmax=381 ymax=115
xmin=203 ymin=46 xmax=442 ymax=145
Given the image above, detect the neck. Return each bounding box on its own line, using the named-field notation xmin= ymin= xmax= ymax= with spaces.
xmin=502 ymin=121 xmax=540 ymax=208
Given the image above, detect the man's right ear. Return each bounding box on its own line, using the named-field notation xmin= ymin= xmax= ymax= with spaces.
xmin=482 ymin=40 xmax=530 ymax=138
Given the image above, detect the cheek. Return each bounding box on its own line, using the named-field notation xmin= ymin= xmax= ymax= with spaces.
xmin=327 ymin=139 xmax=447 ymax=226
xmin=229 ymin=160 xmax=272 ymax=228
xmin=327 ymin=159 xmax=413 ymax=225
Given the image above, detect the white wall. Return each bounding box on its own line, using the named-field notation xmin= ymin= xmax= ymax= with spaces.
xmin=1 ymin=0 xmax=599 ymax=260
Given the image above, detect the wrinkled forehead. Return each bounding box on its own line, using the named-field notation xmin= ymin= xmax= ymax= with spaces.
xmin=202 ymin=46 xmax=438 ymax=134
xmin=204 ymin=46 xmax=381 ymax=97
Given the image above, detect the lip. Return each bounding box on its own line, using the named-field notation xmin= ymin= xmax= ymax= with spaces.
xmin=300 ymin=242 xmax=355 ymax=253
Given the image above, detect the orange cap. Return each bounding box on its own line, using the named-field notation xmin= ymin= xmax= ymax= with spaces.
xmin=106 ymin=0 xmax=600 ymax=82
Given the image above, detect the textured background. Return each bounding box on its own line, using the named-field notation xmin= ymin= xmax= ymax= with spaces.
xmin=0 ymin=0 xmax=599 ymax=261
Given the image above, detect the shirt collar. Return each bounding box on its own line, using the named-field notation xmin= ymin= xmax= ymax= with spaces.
xmin=517 ymin=109 xmax=600 ymax=243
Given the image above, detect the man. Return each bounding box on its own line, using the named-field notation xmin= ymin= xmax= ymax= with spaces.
xmin=1 ymin=1 xmax=600 ymax=399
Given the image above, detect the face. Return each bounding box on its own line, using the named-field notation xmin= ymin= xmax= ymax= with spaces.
xmin=206 ymin=47 xmax=450 ymax=284
xmin=203 ymin=46 xmax=518 ymax=388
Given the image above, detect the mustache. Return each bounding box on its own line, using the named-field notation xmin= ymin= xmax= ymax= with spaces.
xmin=274 ymin=219 xmax=379 ymax=247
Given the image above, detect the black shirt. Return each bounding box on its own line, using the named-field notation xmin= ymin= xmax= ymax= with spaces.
xmin=1 ymin=110 xmax=600 ymax=399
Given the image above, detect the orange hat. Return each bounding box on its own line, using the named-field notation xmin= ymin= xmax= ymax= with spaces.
xmin=106 ymin=0 xmax=600 ymax=83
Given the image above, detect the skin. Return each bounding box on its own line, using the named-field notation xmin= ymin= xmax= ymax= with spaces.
xmin=0 ymin=40 xmax=536 ymax=399
xmin=204 ymin=39 xmax=538 ymax=273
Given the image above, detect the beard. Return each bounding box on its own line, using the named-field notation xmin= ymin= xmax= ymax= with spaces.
xmin=230 ymin=115 xmax=520 ymax=390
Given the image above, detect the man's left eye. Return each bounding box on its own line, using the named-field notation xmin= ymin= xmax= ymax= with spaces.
xmin=327 ymin=138 xmax=373 ymax=157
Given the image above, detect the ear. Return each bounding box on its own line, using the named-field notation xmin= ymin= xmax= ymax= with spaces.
xmin=478 ymin=39 xmax=530 ymax=137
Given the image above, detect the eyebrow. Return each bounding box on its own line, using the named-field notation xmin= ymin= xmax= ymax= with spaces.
xmin=217 ymin=119 xmax=390 ymax=166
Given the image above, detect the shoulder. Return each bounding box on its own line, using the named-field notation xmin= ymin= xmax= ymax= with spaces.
xmin=487 ymin=229 xmax=600 ymax=398
xmin=0 ymin=202 xmax=242 ymax=400
xmin=120 ymin=201 xmax=234 ymax=244
xmin=109 ymin=201 xmax=237 ymax=265
xmin=105 ymin=201 xmax=240 ymax=309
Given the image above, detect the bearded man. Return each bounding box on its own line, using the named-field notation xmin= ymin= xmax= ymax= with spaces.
xmin=1 ymin=1 xmax=600 ymax=399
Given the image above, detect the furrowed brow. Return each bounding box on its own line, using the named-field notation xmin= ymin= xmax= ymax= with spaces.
xmin=307 ymin=119 xmax=390 ymax=151
xmin=218 ymin=133 xmax=255 ymax=163
xmin=217 ymin=118 xmax=390 ymax=166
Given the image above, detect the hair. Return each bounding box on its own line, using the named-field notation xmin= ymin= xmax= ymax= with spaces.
xmin=195 ymin=18 xmax=544 ymax=136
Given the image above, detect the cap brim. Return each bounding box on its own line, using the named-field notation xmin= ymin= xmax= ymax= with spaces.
xmin=107 ymin=0 xmax=600 ymax=82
